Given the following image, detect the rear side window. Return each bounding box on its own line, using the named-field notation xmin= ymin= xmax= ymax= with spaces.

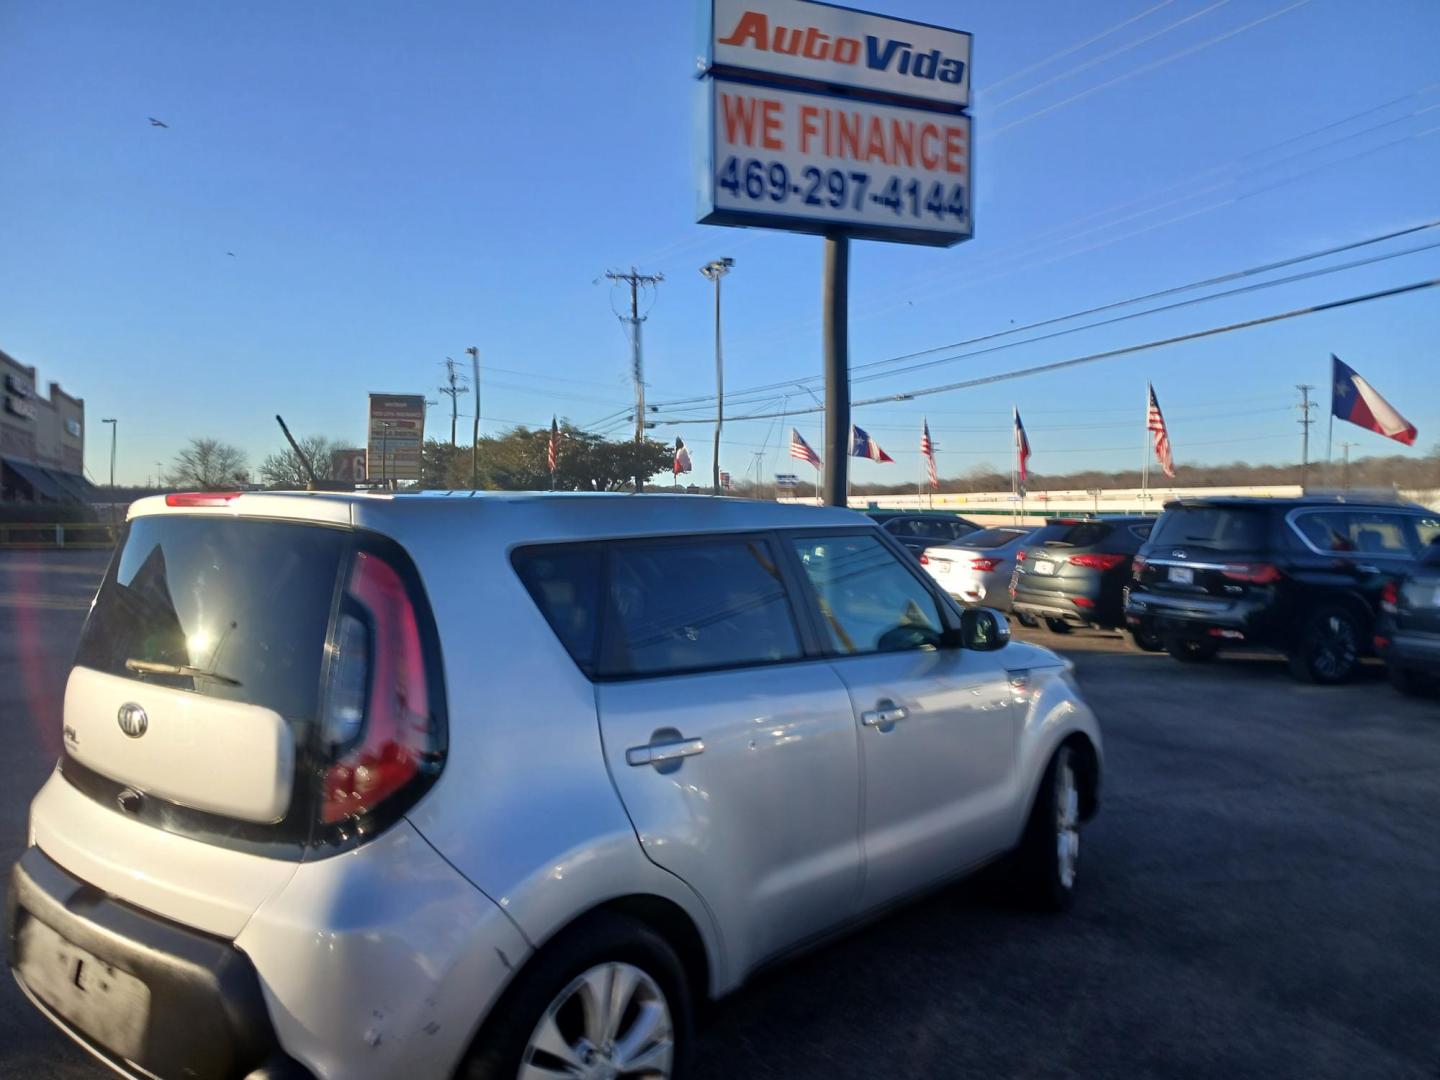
xmin=606 ymin=539 xmax=802 ymax=676
xmin=1292 ymin=510 xmax=1412 ymax=556
xmin=1150 ymin=507 xmax=1267 ymax=552
xmin=513 ymin=546 xmax=604 ymax=675
xmin=74 ymin=516 xmax=347 ymax=721
xmin=515 ymin=538 xmax=804 ymax=678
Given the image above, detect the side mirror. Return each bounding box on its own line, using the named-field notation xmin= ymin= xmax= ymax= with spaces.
xmin=960 ymin=607 xmax=1011 ymax=652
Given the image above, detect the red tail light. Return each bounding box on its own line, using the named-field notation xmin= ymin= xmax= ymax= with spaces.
xmin=1132 ymin=554 xmax=1148 ymax=579
xmin=1016 ymin=549 xmax=1027 ymax=563
xmin=1068 ymin=553 xmax=1126 ymax=570
xmin=321 ymin=551 xmax=438 ymax=825
xmin=1221 ymin=563 xmax=1282 ymax=585
xmin=970 ymin=557 xmax=1003 ymax=572
xmin=1073 ymin=597 xmax=1096 ymax=609
xmin=1380 ymin=580 xmax=1399 ymax=614
xmin=165 ymin=491 xmax=242 ymax=507
xmin=918 ymin=553 xmax=930 ymax=565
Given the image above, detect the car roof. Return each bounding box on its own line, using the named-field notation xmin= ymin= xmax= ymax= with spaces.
xmin=129 ymin=489 xmax=872 ymax=538
xmin=1163 ymin=494 xmax=1427 ymax=511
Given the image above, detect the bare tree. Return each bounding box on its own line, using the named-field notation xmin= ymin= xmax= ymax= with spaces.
xmin=259 ymin=435 xmax=343 ymax=488
xmin=167 ymin=438 xmax=249 ymax=490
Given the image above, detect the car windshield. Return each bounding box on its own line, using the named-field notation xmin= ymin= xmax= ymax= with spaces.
xmin=1149 ymin=507 xmax=1267 ymax=552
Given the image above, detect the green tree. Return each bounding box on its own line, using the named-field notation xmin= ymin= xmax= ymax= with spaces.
xmin=418 ymin=425 xmax=673 ymax=492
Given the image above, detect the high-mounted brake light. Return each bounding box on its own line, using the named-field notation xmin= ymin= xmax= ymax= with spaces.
xmin=321 ymin=551 xmax=437 ymax=826
xmin=1379 ymin=580 xmax=1399 ymax=614
xmin=970 ymin=557 xmax=1003 ymax=572
xmin=164 ymin=491 xmax=242 ymax=507
xmin=1068 ymin=553 xmax=1126 ymax=571
xmin=1221 ymin=563 xmax=1282 ymax=585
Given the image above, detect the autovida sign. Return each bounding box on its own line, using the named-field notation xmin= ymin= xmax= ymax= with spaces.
xmin=698 ymin=0 xmax=973 ymax=247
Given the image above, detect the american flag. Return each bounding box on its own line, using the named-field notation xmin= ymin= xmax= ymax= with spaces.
xmin=921 ymin=417 xmax=938 ymax=488
xmin=547 ymin=416 xmax=560 ymax=473
xmin=1147 ymin=383 xmax=1175 ymax=478
xmin=789 ymin=428 xmax=821 ymax=468
xmin=673 ymin=436 xmax=692 ymax=476
xmin=1014 ymin=407 xmax=1030 ymax=493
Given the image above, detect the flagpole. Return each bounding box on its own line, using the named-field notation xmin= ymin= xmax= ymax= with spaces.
xmin=1141 ymin=382 xmax=1150 ymax=511
xmin=1325 ymin=410 xmax=1334 ymax=490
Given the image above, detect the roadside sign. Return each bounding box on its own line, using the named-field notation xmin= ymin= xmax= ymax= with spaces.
xmin=707 ymin=0 xmax=971 ymax=109
xmin=698 ymin=78 xmax=970 ymax=246
xmin=330 ymin=448 xmax=367 ymax=483
xmin=366 ymin=393 xmax=425 ymax=483
xmin=775 ymin=473 xmax=800 ymax=487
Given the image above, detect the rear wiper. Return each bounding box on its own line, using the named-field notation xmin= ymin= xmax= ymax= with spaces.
xmin=125 ymin=659 xmax=242 ymax=687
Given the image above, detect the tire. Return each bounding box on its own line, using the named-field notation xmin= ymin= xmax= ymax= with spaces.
xmin=1129 ymin=624 xmax=1165 ymax=652
xmin=1389 ymin=663 xmax=1439 ymax=698
xmin=1288 ymin=606 xmax=1363 ymax=685
xmin=1015 ymin=612 xmax=1040 ymax=629
xmin=1166 ymin=637 xmax=1219 ymax=663
xmin=1045 ymin=618 xmax=1073 ymax=635
xmin=1009 ymin=744 xmax=1083 ymax=912
xmin=461 ymin=912 xmax=693 ymax=1080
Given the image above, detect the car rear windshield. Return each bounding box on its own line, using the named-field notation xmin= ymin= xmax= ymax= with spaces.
xmin=1149 ymin=506 xmax=1267 ymax=552
xmin=75 ymin=516 xmax=347 ymax=722
xmin=1037 ymin=522 xmax=1113 ymax=548
xmin=961 ymin=528 xmax=1030 ymax=549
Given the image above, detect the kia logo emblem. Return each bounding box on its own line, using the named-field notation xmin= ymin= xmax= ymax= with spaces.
xmin=117 ymin=703 xmax=149 ymax=739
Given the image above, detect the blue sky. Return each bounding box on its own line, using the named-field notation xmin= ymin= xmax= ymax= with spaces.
xmin=2 ymin=0 xmax=1438 ymax=486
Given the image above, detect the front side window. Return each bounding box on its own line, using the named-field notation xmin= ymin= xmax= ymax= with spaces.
xmin=1412 ymin=516 xmax=1440 ymax=550
xmin=606 ymin=539 xmax=802 ymax=677
xmin=790 ymin=534 xmax=945 ymax=655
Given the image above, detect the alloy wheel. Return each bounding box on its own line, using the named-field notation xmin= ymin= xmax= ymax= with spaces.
xmin=521 ymin=962 xmax=674 ymax=1080
xmin=1055 ymin=758 xmax=1081 ymax=890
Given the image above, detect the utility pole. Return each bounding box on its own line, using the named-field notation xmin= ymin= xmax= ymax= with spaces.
xmin=1339 ymin=441 xmax=1357 ymax=490
xmin=1295 ymin=384 xmax=1316 ymax=491
xmin=822 ymin=237 xmax=850 ymax=507
xmin=438 ymin=357 xmax=470 ymax=447
xmin=466 ymin=346 xmax=481 ymax=488
xmin=700 ymin=257 xmax=734 ymax=496
xmin=100 ymin=418 xmax=117 ymax=487
xmin=604 ymin=266 xmax=664 ymax=492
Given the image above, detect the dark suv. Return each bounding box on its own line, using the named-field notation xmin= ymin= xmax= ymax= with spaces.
xmin=1126 ymin=496 xmax=1440 ymax=683
xmin=1376 ymin=539 xmax=1440 ymax=696
xmin=1011 ymin=517 xmax=1156 ymax=640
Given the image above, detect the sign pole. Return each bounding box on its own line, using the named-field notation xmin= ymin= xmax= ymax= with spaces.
xmin=823 ymin=234 xmax=850 ymax=508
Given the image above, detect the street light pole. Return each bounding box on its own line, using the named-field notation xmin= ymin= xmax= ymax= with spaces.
xmin=101 ymin=418 xmax=117 ymax=488
xmin=700 ymin=257 xmax=734 ymax=496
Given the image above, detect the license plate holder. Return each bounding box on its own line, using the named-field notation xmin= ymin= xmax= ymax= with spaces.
xmin=17 ymin=917 xmax=150 ymax=1059
xmin=1168 ymin=566 xmax=1195 ymax=585
xmin=1032 ymin=560 xmax=1056 ymax=576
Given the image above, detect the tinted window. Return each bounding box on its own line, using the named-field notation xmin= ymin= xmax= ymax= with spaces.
xmin=1413 ymin=517 xmax=1440 ymax=549
xmin=1129 ymin=523 xmax=1154 ymax=540
xmin=1293 ymin=510 xmax=1411 ymax=556
xmin=791 ymin=534 xmax=945 ymax=654
xmin=960 ymin=528 xmax=1030 ymax=549
xmin=1423 ymin=540 xmax=1440 ymax=567
xmin=74 ymin=517 xmax=346 ymax=721
xmin=1045 ymin=522 xmax=1113 ymax=548
xmin=606 ymin=539 xmax=802 ymax=677
xmin=513 ymin=546 xmax=604 ymax=675
xmin=1150 ymin=507 xmax=1267 ymax=552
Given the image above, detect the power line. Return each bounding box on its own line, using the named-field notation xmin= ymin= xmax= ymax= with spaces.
xmin=656 ymin=277 xmax=1440 ymax=423
xmin=655 ymin=220 xmax=1440 ymax=411
xmin=980 ymin=0 xmax=1181 ymax=95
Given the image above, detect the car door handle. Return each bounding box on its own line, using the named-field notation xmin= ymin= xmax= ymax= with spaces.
xmin=861 ymin=701 xmax=908 ymax=727
xmin=626 ymin=738 xmax=706 ymax=767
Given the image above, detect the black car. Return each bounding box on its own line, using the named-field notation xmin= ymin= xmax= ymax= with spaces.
xmin=1377 ymin=539 xmax=1440 ymax=696
xmin=1126 ymin=496 xmax=1440 ymax=683
xmin=866 ymin=510 xmax=981 ymax=555
xmin=1011 ymin=517 xmax=1156 ymax=641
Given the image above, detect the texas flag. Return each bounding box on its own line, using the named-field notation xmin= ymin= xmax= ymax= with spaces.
xmin=849 ymin=424 xmax=894 ymax=463
xmin=1331 ymin=355 xmax=1417 ymax=446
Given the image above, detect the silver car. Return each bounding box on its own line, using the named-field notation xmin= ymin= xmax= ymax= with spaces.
xmin=922 ymin=525 xmax=1036 ymax=612
xmin=8 ymin=491 xmax=1101 ymax=1080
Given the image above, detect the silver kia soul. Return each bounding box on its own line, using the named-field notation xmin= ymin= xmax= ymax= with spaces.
xmin=7 ymin=491 xmax=1102 ymax=1080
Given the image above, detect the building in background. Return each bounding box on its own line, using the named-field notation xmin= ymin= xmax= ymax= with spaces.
xmin=0 ymin=348 xmax=92 ymax=502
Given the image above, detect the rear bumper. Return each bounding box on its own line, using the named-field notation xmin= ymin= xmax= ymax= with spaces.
xmin=1013 ymin=583 xmax=1115 ymax=626
xmin=1125 ymin=590 xmax=1270 ymax=642
xmin=1378 ymin=628 xmax=1440 ymax=671
xmin=6 ymin=845 xmax=310 ymax=1080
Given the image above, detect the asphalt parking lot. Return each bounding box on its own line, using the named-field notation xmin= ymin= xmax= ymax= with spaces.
xmin=2 ymin=550 xmax=1438 ymax=1078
